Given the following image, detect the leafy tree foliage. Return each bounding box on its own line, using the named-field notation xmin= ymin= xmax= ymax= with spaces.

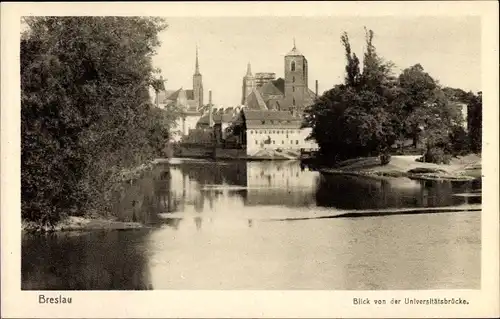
xmin=21 ymin=17 xmax=175 ymax=226
xmin=467 ymin=91 xmax=482 ymax=153
xmin=304 ymin=29 xmax=397 ymax=162
xmin=304 ymin=28 xmax=481 ymax=165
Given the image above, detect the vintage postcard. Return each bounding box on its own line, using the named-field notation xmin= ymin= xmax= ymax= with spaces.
xmin=1 ymin=1 xmax=499 ymax=318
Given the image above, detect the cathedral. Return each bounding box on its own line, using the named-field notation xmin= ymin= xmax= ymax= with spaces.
xmin=241 ymin=42 xmax=317 ymax=114
xmin=155 ymin=47 xmax=205 ymax=140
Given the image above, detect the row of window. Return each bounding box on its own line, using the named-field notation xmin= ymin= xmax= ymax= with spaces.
xmin=261 ymin=120 xmax=293 ymax=124
xmin=249 ymin=130 xmax=299 ymax=134
xmin=255 ymin=140 xmax=299 ymax=145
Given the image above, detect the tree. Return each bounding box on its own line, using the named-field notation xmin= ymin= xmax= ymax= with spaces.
xmin=304 ymin=28 xmax=397 ymax=163
xmin=21 ymin=17 xmax=173 ymax=226
xmin=393 ymin=64 xmax=438 ymax=147
xmin=468 ymin=91 xmax=482 ymax=153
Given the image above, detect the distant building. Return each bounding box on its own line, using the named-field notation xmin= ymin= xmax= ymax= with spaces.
xmin=178 ymin=43 xmax=319 ymax=156
xmin=182 ymin=128 xmax=214 ymax=145
xmin=155 ymin=47 xmax=205 ymax=140
xmin=230 ymin=108 xmax=318 ymax=156
xmin=455 ymin=102 xmax=468 ymax=131
xmin=255 ymin=72 xmax=276 ymax=89
xmin=241 ymin=42 xmax=317 ymax=115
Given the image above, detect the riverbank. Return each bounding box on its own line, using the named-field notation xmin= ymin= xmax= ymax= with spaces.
xmin=22 ymin=158 xmax=168 ymax=233
xmin=22 ymin=216 xmax=150 ymax=232
xmin=320 ymin=154 xmax=481 ymax=181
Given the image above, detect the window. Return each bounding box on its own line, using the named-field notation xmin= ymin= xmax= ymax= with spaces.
xmin=250 ymin=130 xmax=253 ymax=134
xmin=292 ymin=86 xmax=295 ymax=92
xmin=261 ymin=120 xmax=266 ymax=124
xmin=255 ymin=140 xmax=258 ymax=145
xmin=293 ymin=98 xmax=296 ymax=105
xmin=291 ymin=61 xmax=296 ymax=71
xmin=282 ymin=140 xmax=284 ymax=144
xmin=296 ymin=140 xmax=299 ymax=145
xmin=272 ymin=140 xmax=275 ymax=144
xmin=292 ymin=76 xmax=295 ymax=83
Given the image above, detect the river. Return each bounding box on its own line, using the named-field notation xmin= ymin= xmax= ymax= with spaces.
xmin=22 ymin=159 xmax=481 ymax=290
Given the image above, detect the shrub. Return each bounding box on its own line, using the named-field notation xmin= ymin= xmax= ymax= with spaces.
xmin=423 ymin=147 xmax=451 ymax=164
xmin=449 ymin=126 xmax=470 ymax=156
xmin=379 ymin=153 xmax=391 ymax=165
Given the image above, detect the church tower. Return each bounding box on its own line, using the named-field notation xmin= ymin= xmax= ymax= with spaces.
xmin=241 ymin=62 xmax=256 ymax=105
xmin=193 ymin=46 xmax=204 ymax=109
xmin=284 ymin=40 xmax=308 ymax=113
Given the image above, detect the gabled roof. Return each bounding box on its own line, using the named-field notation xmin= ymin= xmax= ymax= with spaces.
xmin=154 ymin=89 xmax=177 ymax=105
xmin=154 ymin=88 xmax=198 ymax=106
xmin=167 ymin=88 xmax=183 ymax=101
xmin=185 ymin=89 xmax=194 ymax=100
xmin=242 ymin=109 xmax=303 ymax=129
xmin=245 ymin=89 xmax=268 ymax=110
xmin=197 ymin=107 xmax=238 ymax=126
xmin=259 ymin=81 xmax=284 ymax=96
xmin=272 ymin=78 xmax=285 ymax=94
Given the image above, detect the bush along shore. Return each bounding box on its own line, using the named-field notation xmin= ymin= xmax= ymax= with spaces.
xmin=22 ymin=159 xmax=165 ymax=233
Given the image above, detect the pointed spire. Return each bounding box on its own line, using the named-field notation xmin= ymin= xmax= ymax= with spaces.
xmin=246 ymin=62 xmax=253 ymax=76
xmin=293 ymin=38 xmax=296 ymax=49
xmin=194 ymin=45 xmax=200 ymax=75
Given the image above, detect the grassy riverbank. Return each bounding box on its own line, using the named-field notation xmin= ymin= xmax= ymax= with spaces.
xmin=320 ymin=154 xmax=481 ymax=181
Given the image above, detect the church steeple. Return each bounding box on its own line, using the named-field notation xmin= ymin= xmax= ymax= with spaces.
xmin=246 ymin=62 xmax=253 ymax=76
xmin=193 ymin=45 xmax=203 ymax=108
xmin=242 ymin=62 xmax=256 ymax=105
xmin=194 ymin=45 xmax=201 ymax=75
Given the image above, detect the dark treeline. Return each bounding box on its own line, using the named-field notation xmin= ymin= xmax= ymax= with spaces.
xmin=303 ymin=28 xmax=482 ymax=165
xmin=21 ymin=17 xmax=177 ymax=226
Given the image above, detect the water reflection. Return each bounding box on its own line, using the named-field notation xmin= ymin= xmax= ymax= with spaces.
xmin=316 ymin=174 xmax=481 ymax=210
xmin=22 ymin=160 xmax=481 ymax=290
xmin=160 ymin=160 xmax=480 ymax=218
xmin=22 ymin=230 xmax=153 ymax=290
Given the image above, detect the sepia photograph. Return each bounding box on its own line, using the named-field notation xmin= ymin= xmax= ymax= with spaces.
xmin=2 ymin=1 xmax=499 ymax=318
xmin=19 ymin=14 xmax=483 ymax=291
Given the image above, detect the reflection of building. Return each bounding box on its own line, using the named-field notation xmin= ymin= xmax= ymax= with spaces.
xmin=245 ymin=161 xmax=317 ymax=206
xmin=168 ymin=162 xmax=248 ymax=212
xmin=168 ymin=161 xmax=317 ymax=209
xmin=154 ymin=47 xmax=205 ymax=140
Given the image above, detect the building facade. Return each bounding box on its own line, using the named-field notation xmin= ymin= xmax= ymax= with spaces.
xmin=154 ymin=48 xmax=205 ymax=140
xmin=229 ymin=109 xmax=318 ymax=157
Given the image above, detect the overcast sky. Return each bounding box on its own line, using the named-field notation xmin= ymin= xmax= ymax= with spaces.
xmin=152 ymin=16 xmax=481 ymax=107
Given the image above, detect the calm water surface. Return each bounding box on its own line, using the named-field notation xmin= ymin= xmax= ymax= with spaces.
xmin=22 ymin=159 xmax=481 ymax=290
